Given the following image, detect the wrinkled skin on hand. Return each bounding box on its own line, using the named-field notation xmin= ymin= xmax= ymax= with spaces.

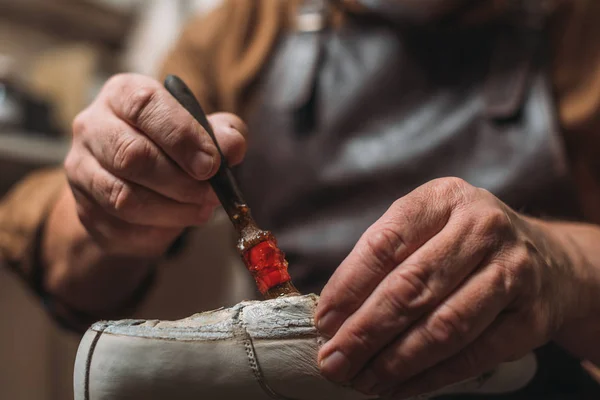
xmin=316 ymin=177 xmax=589 ymax=399
xmin=66 ymin=73 xmax=248 ymax=257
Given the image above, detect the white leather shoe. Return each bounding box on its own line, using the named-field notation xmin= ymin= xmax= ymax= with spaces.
xmin=74 ymin=294 xmax=536 ymax=400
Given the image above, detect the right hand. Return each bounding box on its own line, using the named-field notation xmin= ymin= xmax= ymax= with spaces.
xmin=65 ymin=74 xmax=248 ymax=257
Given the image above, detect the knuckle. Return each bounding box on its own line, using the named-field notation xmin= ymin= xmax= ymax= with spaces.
xmin=382 ymin=267 xmax=435 ymax=317
xmin=512 ymin=249 xmax=537 ymax=295
xmin=63 ymin=150 xmax=79 ymax=177
xmin=488 ymin=207 xmax=512 ymax=230
xmin=162 ymin=118 xmax=197 ymax=148
xmin=489 ymin=263 xmax=518 ymax=298
xmin=476 ymin=207 xmax=512 ymax=238
xmin=439 ymin=176 xmax=469 ymax=189
xmin=105 ymin=73 xmax=150 ymax=96
xmin=438 ymin=178 xmax=481 ymax=212
xmin=363 ymin=227 xmax=405 ymax=271
xmin=123 ymin=83 xmax=161 ymax=125
xmin=426 ymin=304 xmax=466 ymax=347
xmin=105 ymin=73 xmax=134 ymax=89
xmin=435 ymin=177 xmax=473 ymax=201
xmin=388 ymin=198 xmax=414 ymax=228
xmin=477 ymin=187 xmax=494 ymax=197
xmin=508 ymin=243 xmax=534 ymax=278
xmin=425 ymin=321 xmax=454 ymax=348
xmin=379 ymin=285 xmax=412 ymax=320
xmin=107 ymin=178 xmax=127 ymax=211
xmin=491 ymin=259 xmax=526 ymax=301
xmin=72 ymin=111 xmax=89 ymax=137
xmin=105 ymin=178 xmax=137 ymax=216
xmin=112 ymin=135 xmax=155 ymax=177
xmin=389 ymin=196 xmax=406 ymax=212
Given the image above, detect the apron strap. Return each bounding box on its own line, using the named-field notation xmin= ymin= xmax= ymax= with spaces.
xmin=484 ymin=4 xmax=549 ymax=120
xmin=268 ymin=0 xmax=329 ymax=136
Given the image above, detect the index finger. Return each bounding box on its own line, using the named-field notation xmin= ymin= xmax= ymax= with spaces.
xmin=315 ymin=178 xmax=462 ymax=337
xmin=103 ymin=74 xmax=220 ymax=180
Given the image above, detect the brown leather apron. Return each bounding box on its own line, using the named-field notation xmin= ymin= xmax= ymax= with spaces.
xmin=235 ymin=0 xmax=598 ymax=397
xmin=238 ymin=2 xmax=580 ymax=293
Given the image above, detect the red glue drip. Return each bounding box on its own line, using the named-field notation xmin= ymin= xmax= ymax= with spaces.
xmin=243 ymin=240 xmax=292 ymax=295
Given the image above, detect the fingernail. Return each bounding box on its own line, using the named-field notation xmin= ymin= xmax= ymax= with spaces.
xmin=317 ymin=310 xmax=344 ymax=337
xmin=320 ymin=350 xmax=352 ymax=383
xmin=190 ymin=151 xmax=214 ymax=179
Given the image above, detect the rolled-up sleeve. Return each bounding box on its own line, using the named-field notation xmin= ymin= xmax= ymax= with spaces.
xmin=551 ymin=0 xmax=600 ymax=224
xmin=0 ymin=168 xmax=66 ymax=283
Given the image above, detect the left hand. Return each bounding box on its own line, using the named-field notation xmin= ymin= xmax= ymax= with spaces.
xmin=316 ymin=177 xmax=587 ymax=398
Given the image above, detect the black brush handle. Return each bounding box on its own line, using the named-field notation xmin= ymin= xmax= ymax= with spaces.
xmin=164 ymin=75 xmax=247 ymax=221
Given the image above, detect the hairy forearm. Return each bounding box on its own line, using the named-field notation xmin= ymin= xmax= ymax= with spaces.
xmin=536 ymin=219 xmax=600 ymax=364
xmin=42 ymin=187 xmax=158 ymax=318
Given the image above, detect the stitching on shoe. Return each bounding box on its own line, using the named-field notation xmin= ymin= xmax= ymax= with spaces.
xmin=235 ymin=306 xmax=299 ymax=400
xmin=85 ymin=326 xmax=107 ymax=400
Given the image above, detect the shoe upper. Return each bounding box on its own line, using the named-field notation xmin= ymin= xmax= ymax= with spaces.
xmin=74 ymin=294 xmax=536 ymax=400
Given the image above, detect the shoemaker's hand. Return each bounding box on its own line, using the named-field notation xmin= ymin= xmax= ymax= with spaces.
xmin=316 ymin=177 xmax=591 ymax=398
xmin=65 ymin=73 xmax=247 ymax=257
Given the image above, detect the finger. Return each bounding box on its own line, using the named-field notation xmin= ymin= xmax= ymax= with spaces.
xmin=71 ymin=187 xmax=182 ymax=256
xmin=352 ymin=261 xmax=519 ymax=395
xmin=102 ymin=75 xmax=245 ymax=180
xmin=103 ymin=74 xmax=218 ymax=181
xmin=316 ymin=179 xmax=467 ymax=336
xmin=318 ymin=210 xmax=492 ymax=383
xmin=384 ymin=312 xmax=540 ymax=400
xmin=208 ymin=112 xmax=248 ymax=166
xmin=65 ymin=146 xmax=216 ymax=228
xmin=74 ymin=111 xmax=219 ymax=206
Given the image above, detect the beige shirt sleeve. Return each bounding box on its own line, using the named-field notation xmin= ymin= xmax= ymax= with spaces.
xmin=160 ymin=0 xmax=287 ymax=115
xmin=159 ymin=10 xmax=223 ymax=114
xmin=0 ymin=168 xmax=66 ymax=282
xmin=551 ymin=0 xmax=600 ymax=224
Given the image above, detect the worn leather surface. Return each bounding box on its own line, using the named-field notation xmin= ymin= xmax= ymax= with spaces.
xmin=75 ymin=295 xmax=369 ymax=400
xmin=74 ymin=294 xmax=539 ymax=400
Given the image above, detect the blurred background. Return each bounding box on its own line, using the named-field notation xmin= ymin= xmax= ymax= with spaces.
xmin=0 ymin=1 xmax=222 ymax=399
xmin=5 ymin=1 xmax=600 ymax=399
